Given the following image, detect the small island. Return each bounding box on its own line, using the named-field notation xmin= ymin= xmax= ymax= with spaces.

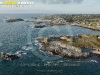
xmin=37 ymin=34 xmax=100 ymax=59
xmin=1 ymin=52 xmax=19 ymax=60
xmin=6 ymin=18 xmax=24 ymax=22
xmin=1 ymin=51 xmax=25 ymax=60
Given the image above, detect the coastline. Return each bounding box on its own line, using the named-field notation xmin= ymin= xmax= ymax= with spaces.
xmin=36 ymin=35 xmax=100 ymax=59
xmin=33 ymin=14 xmax=100 ymax=31
xmin=71 ymin=24 xmax=100 ymax=31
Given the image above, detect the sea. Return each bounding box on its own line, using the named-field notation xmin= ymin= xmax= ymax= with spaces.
xmin=0 ymin=14 xmax=100 ymax=75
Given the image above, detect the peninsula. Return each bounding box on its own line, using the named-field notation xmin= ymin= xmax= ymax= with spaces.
xmin=37 ymin=34 xmax=100 ymax=59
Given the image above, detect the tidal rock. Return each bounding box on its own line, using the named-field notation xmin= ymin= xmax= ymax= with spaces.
xmin=6 ymin=18 xmax=24 ymax=22
xmin=34 ymin=25 xmax=46 ymax=28
xmin=1 ymin=52 xmax=19 ymax=60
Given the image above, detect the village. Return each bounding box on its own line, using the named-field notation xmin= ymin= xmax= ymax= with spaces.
xmin=32 ymin=14 xmax=100 ymax=30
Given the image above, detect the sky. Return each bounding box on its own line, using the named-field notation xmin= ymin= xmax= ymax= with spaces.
xmin=0 ymin=0 xmax=100 ymax=14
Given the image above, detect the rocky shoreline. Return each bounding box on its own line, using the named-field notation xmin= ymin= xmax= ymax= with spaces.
xmin=36 ymin=35 xmax=100 ymax=59
xmin=1 ymin=51 xmax=26 ymax=60
xmin=33 ymin=14 xmax=100 ymax=31
xmin=38 ymin=43 xmax=94 ymax=59
xmin=71 ymin=24 xmax=100 ymax=31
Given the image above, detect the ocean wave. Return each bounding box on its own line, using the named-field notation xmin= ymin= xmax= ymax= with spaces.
xmin=25 ymin=47 xmax=32 ymax=50
xmin=34 ymin=43 xmax=38 ymax=46
xmin=22 ymin=46 xmax=32 ymax=50
xmin=34 ymin=39 xmax=38 ymax=43
xmin=15 ymin=51 xmax=27 ymax=57
xmin=91 ymin=60 xmax=99 ymax=63
xmin=57 ymin=60 xmax=64 ymax=63
xmin=27 ymin=42 xmax=32 ymax=45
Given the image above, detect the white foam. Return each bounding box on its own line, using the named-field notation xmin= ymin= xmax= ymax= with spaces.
xmin=91 ymin=60 xmax=99 ymax=63
xmin=23 ymin=53 xmax=27 ymax=55
xmin=47 ymin=61 xmax=52 ymax=64
xmin=25 ymin=47 xmax=32 ymax=50
xmin=39 ymin=49 xmax=43 ymax=52
xmin=22 ymin=46 xmax=27 ymax=50
xmin=22 ymin=45 xmax=32 ymax=50
xmin=58 ymin=60 xmax=64 ymax=63
xmin=27 ymin=42 xmax=32 ymax=45
xmin=17 ymin=54 xmax=22 ymax=57
xmin=6 ymin=53 xmax=12 ymax=55
xmin=34 ymin=39 xmax=38 ymax=43
xmin=31 ymin=26 xmax=34 ymax=29
xmin=15 ymin=51 xmax=22 ymax=55
xmin=34 ymin=43 xmax=38 ymax=46
xmin=15 ymin=51 xmax=27 ymax=57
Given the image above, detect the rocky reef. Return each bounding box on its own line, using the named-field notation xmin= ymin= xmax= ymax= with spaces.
xmin=1 ymin=52 xmax=19 ymax=60
xmin=6 ymin=18 xmax=24 ymax=22
xmin=1 ymin=51 xmax=25 ymax=60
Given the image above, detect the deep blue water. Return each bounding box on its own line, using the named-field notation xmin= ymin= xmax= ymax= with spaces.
xmin=0 ymin=14 xmax=100 ymax=75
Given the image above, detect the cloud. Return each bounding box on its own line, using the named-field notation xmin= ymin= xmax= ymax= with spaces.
xmin=73 ymin=0 xmax=84 ymax=3
xmin=42 ymin=0 xmax=84 ymax=4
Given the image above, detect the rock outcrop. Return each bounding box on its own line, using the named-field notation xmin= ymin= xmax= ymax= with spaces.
xmin=6 ymin=18 xmax=24 ymax=22
xmin=34 ymin=25 xmax=46 ymax=28
xmin=1 ymin=52 xmax=19 ymax=60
